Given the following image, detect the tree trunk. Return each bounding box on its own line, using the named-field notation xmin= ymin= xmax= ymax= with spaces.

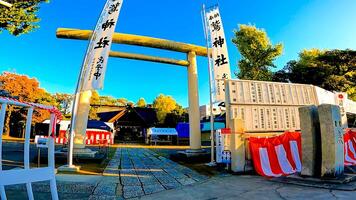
xmin=4 ymin=105 xmax=13 ymax=137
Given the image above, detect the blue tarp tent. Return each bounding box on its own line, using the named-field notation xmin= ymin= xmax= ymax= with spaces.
xmin=176 ymin=122 xmax=224 ymax=138
xmin=200 ymin=122 xmax=225 ymax=132
xmin=176 ymin=123 xmax=190 ymax=138
xmin=87 ymin=120 xmax=112 ymax=132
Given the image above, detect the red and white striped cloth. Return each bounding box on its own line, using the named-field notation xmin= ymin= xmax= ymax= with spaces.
xmin=249 ymin=130 xmax=356 ymax=177
xmin=85 ymin=130 xmax=114 ymax=145
xmin=249 ymin=132 xmax=302 ymax=177
xmin=344 ymin=130 xmax=356 ymax=166
xmin=35 ymin=130 xmax=113 ymax=145
xmin=1 ymin=96 xmax=62 ymax=138
xmin=55 ymin=137 xmax=67 ymax=144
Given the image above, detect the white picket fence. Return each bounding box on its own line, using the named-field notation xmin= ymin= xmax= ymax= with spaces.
xmin=0 ymin=97 xmax=59 ymax=200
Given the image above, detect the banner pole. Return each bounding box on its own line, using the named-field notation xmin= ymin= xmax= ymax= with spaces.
xmin=202 ymin=4 xmax=216 ymax=166
xmin=68 ymin=49 xmax=87 ymax=168
xmin=65 ymin=0 xmax=123 ymax=169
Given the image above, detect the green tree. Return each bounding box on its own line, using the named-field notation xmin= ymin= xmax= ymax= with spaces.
xmin=99 ymin=96 xmax=117 ymax=106
xmin=274 ymin=49 xmax=356 ymax=101
xmin=136 ymin=98 xmax=146 ymax=108
xmin=88 ymin=91 xmax=100 ymax=120
xmin=163 ymin=104 xmax=188 ymax=128
xmin=232 ymin=24 xmax=283 ymax=81
xmin=88 ymin=91 xmax=132 ymax=119
xmin=0 ymin=0 xmax=48 ymax=36
xmin=53 ymin=93 xmax=72 ymax=118
xmin=152 ymin=94 xmax=178 ymax=124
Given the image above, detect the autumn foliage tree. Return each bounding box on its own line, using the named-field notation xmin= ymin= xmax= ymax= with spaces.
xmin=0 ymin=72 xmax=56 ymax=136
xmin=0 ymin=0 xmax=49 ymax=36
xmin=152 ymin=94 xmax=186 ymax=126
xmin=136 ymin=98 xmax=146 ymax=108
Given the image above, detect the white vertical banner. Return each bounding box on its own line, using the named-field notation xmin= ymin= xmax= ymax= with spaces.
xmin=81 ymin=0 xmax=123 ymax=91
xmin=205 ymin=6 xmax=231 ymax=102
xmin=215 ymin=129 xmax=223 ymax=163
xmin=215 ymin=129 xmax=231 ymax=163
xmin=335 ymin=92 xmax=348 ymax=129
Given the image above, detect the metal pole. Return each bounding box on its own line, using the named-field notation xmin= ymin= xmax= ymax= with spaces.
xmin=202 ymin=4 xmax=216 ymax=165
xmin=37 ymin=148 xmax=40 ymax=167
xmin=67 ymin=39 xmax=91 ymax=167
xmin=0 ymin=103 xmax=7 ymax=200
xmin=68 ymin=72 xmax=83 ymax=167
xmin=67 ymin=0 xmax=113 ymax=168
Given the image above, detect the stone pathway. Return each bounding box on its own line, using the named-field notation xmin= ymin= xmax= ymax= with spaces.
xmin=138 ymin=175 xmax=356 ymax=200
xmin=91 ymin=148 xmax=208 ymax=199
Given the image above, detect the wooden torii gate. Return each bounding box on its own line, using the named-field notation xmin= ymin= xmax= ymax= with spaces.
xmin=56 ymin=28 xmax=210 ymax=152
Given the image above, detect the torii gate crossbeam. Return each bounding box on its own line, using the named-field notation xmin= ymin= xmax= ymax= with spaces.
xmin=56 ymin=28 xmax=210 ymax=152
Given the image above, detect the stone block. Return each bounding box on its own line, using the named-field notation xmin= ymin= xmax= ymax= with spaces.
xmin=299 ymin=105 xmax=321 ymax=177
xmin=176 ymin=177 xmax=196 ymax=185
xmin=162 ymin=181 xmax=182 ymax=190
xmin=142 ymin=184 xmax=165 ymax=195
xmin=122 ymin=186 xmax=144 ymax=199
xmin=318 ymin=104 xmax=344 ymax=177
xmin=121 ymin=176 xmax=141 ymax=186
xmin=93 ymin=183 xmax=117 ymax=196
xmin=155 ymin=175 xmax=177 ymax=184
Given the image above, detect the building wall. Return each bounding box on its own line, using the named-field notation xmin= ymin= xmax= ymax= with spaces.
xmin=199 ymin=104 xmax=222 ymax=119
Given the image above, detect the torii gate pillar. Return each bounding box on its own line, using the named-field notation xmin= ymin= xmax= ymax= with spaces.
xmin=187 ymin=51 xmax=201 ymax=150
xmin=73 ymin=90 xmax=92 ymax=149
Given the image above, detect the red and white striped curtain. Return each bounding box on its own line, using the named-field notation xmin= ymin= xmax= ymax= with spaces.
xmin=249 ymin=130 xmax=356 ymax=177
xmin=249 ymin=132 xmax=302 ymax=177
xmin=344 ymin=129 xmax=356 ymax=166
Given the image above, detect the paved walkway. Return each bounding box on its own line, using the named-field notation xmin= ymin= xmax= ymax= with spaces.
xmin=138 ymin=175 xmax=356 ymax=200
xmin=4 ymin=148 xmax=356 ymax=199
xmin=4 ymin=148 xmax=208 ymax=199
xmin=92 ymin=148 xmax=208 ymax=199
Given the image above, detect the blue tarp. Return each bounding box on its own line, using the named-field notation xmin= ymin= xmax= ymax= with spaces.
xmin=176 ymin=122 xmax=225 ymax=138
xmin=176 ymin=123 xmax=190 ymax=138
xmin=87 ymin=120 xmax=112 ymax=131
xmin=201 ymin=122 xmax=225 ymax=132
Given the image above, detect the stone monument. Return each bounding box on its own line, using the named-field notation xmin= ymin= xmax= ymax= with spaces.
xmin=318 ymin=104 xmax=344 ymax=178
xmin=299 ymin=105 xmax=321 ymax=177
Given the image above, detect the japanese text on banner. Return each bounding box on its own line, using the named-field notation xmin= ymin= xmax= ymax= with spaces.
xmin=206 ymin=7 xmax=231 ymax=102
xmin=81 ymin=0 xmax=123 ymax=91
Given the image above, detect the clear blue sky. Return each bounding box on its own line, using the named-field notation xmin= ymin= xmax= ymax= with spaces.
xmin=1 ymin=0 xmax=356 ymax=107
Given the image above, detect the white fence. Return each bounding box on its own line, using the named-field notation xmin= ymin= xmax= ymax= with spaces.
xmin=0 ymin=97 xmax=59 ymax=200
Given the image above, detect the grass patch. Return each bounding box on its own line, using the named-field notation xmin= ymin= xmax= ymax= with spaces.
xmin=57 ymin=147 xmax=117 ymax=175
xmin=149 ymin=148 xmax=226 ymax=177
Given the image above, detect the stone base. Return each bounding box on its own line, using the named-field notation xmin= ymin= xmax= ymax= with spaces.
xmin=57 ymin=165 xmax=81 ymax=173
xmin=270 ymin=173 xmax=356 ymax=191
xmin=178 ymin=149 xmax=208 ymax=157
xmin=174 ymin=149 xmax=210 ymax=163
xmin=55 ymin=147 xmax=97 ymax=158
xmin=205 ymin=161 xmax=217 ymax=167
